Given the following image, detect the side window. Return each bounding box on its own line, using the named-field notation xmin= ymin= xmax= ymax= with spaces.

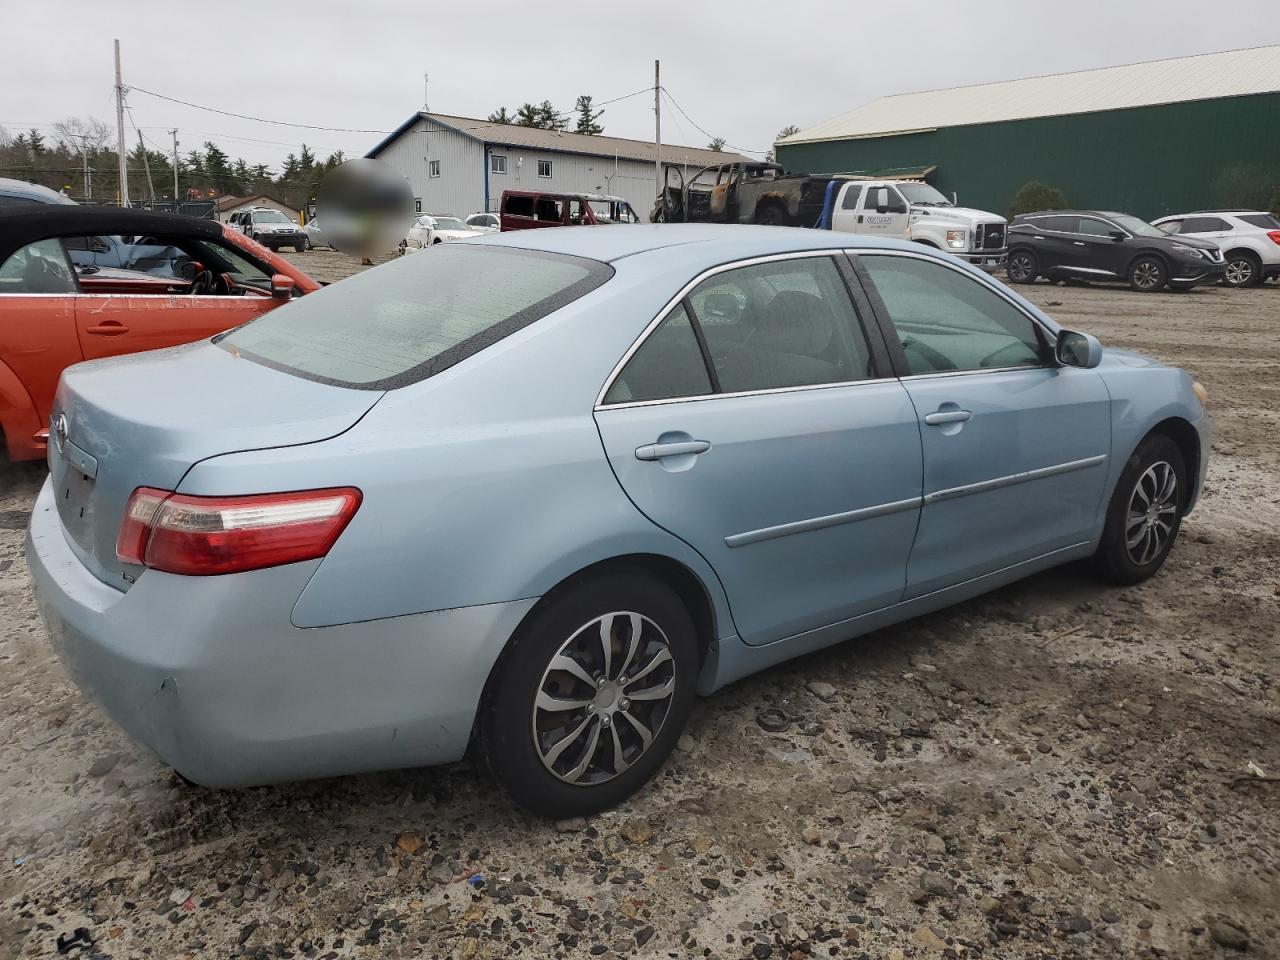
xmin=1039 ymin=215 xmax=1077 ymax=232
xmin=1077 ymin=218 xmax=1114 ymax=237
xmin=694 ymin=256 xmax=873 ymax=392
xmin=0 ymin=238 xmax=78 ymax=294
xmin=840 ymin=185 xmax=863 ymax=210
xmin=1158 ymin=219 xmax=1183 ymax=235
xmin=535 ymin=197 xmax=563 ymax=222
xmin=504 ymin=195 xmax=534 ymax=218
xmin=537 ymin=159 xmax=553 ymax=178
xmin=1181 ymin=216 xmax=1230 ymax=233
xmin=428 ymin=160 xmax=441 ymax=178
xmin=491 ymin=155 xmax=507 ymax=174
xmin=0 ymin=195 xmax=45 ymax=210
xmin=860 ymin=255 xmax=1045 ymax=375
xmin=603 ymin=303 xmax=712 ymax=404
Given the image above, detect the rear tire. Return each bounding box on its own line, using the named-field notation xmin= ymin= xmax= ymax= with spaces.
xmin=295 ymin=239 xmax=309 ymax=253
xmin=1128 ymin=255 xmax=1167 ymax=292
xmin=1223 ymin=251 xmax=1262 ymax=288
xmin=1007 ymin=248 xmax=1038 ymax=284
xmin=1092 ymin=433 xmax=1186 ymax=585
xmin=755 ymin=204 xmax=787 ymax=226
xmin=478 ymin=570 xmax=698 ymax=817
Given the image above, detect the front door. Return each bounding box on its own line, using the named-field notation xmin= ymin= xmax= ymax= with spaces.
xmin=1065 ymin=215 xmax=1126 ymax=279
xmin=854 ymin=251 xmax=1111 ymax=597
xmin=595 ymin=253 xmax=923 ymax=646
xmin=858 ymin=183 xmax=910 ymax=239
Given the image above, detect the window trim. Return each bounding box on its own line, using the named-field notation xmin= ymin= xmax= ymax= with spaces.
xmin=595 ymin=250 xmax=893 ymax=410
xmin=428 ymin=159 xmax=441 ymax=178
xmin=845 ymin=248 xmax=1057 ymax=380
xmin=537 ymin=159 xmax=553 ymax=179
xmin=491 ymin=154 xmax=507 ymax=174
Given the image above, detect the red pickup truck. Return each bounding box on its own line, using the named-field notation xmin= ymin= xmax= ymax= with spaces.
xmin=499 ymin=190 xmax=641 ymax=231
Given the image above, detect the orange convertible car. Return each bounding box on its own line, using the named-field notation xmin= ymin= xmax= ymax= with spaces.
xmin=0 ymin=207 xmax=319 ymax=460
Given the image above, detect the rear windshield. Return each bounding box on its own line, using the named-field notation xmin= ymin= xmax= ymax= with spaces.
xmin=218 ymin=245 xmax=612 ymax=389
xmin=1240 ymin=213 xmax=1280 ymax=229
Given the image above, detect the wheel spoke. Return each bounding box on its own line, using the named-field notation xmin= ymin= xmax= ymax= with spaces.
xmin=616 ymin=613 xmax=642 ymax=680
xmin=544 ymin=714 xmax=594 ymax=766
xmin=1126 ymin=512 xmax=1146 ymax=532
xmin=549 ymin=654 xmax=595 ymax=688
xmin=627 ymin=675 xmax=675 ymax=702
xmin=625 ymin=647 xmax=672 ymax=687
xmin=535 ymin=691 xmax=594 ymax=713
xmin=609 ymin=721 xmax=630 ymax=774
xmin=1126 ymin=525 xmax=1148 ymax=551
xmin=564 ymin=716 xmax=603 ymax=782
xmin=618 ymin=708 xmax=654 ymax=750
xmin=598 ymin=617 xmax=613 ymax=679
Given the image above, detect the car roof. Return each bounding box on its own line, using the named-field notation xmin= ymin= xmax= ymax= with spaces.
xmin=0 ymin=177 xmax=77 ymax=204
xmin=1156 ymin=210 xmax=1264 ymax=218
xmin=0 ymin=207 xmax=223 ymax=264
xmin=467 ymin=222 xmax=935 ymax=267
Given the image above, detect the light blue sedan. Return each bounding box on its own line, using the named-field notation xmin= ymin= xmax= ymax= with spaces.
xmin=27 ymin=225 xmax=1209 ymax=815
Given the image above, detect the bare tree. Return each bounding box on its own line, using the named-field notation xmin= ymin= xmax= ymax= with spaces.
xmin=53 ymin=116 xmax=111 ymax=153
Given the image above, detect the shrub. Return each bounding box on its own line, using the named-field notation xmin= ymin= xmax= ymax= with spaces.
xmin=1008 ymin=181 xmax=1067 ymax=220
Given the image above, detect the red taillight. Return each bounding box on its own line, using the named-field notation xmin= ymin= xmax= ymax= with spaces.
xmin=1268 ymin=231 xmax=1280 ymax=247
xmin=115 ymin=487 xmax=362 ymax=576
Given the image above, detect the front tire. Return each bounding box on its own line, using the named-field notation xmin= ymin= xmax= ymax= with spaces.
xmin=478 ymin=570 xmax=698 ymax=817
xmin=1223 ymin=251 xmax=1262 ymax=288
xmin=755 ymin=204 xmax=786 ymax=226
xmin=1092 ymin=433 xmax=1186 ymax=585
xmin=1128 ymin=255 xmax=1167 ymax=292
xmin=1007 ymin=248 xmax=1039 ymax=284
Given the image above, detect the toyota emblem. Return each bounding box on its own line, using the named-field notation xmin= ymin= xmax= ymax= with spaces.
xmin=52 ymin=414 xmax=68 ymax=452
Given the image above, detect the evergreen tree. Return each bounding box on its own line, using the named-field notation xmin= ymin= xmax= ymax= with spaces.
xmin=707 ymin=137 xmax=726 ymax=152
xmin=487 ymin=107 xmax=513 ymax=125
xmin=573 ymin=95 xmax=604 ymax=135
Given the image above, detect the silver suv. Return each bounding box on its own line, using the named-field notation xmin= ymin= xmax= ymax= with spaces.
xmin=1152 ymin=211 xmax=1280 ymax=288
xmin=229 ymin=207 xmax=308 ymax=253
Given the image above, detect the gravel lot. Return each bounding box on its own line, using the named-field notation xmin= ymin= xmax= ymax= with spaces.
xmin=2 ymin=252 xmax=1277 ymax=960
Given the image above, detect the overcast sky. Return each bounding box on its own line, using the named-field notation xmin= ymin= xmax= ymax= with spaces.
xmin=4 ymin=0 xmax=1278 ymax=172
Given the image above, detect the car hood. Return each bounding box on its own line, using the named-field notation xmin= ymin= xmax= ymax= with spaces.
xmin=1160 ymin=234 xmax=1217 ymax=251
xmin=1100 ymin=347 xmax=1164 ymax=369
xmin=910 ymin=205 xmax=1003 ymax=224
xmin=437 ymin=229 xmax=485 ymax=240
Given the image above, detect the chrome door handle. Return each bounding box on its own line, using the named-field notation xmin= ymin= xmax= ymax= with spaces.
xmin=1072 ymin=241 xmax=1086 ymax=246
xmin=924 ymin=410 xmax=973 ymax=426
xmin=635 ymin=439 xmax=711 ymax=461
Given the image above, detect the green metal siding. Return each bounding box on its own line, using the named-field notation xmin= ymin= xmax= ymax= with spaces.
xmin=776 ymin=92 xmax=1280 ymax=220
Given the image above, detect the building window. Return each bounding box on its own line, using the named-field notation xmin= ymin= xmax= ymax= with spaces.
xmin=428 ymin=160 xmax=441 ymax=178
xmin=537 ymin=159 xmax=553 ymax=178
xmin=415 ymin=197 xmax=422 ymax=213
xmin=491 ymin=155 xmax=506 ymax=174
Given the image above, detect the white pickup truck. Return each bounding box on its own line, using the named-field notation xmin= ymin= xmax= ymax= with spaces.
xmin=655 ymin=163 xmax=1008 ymax=268
xmin=823 ymin=179 xmax=1008 ymax=268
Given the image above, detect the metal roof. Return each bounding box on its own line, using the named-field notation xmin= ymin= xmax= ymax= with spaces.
xmin=369 ymin=112 xmax=748 ymax=167
xmin=779 ymin=45 xmax=1280 ymax=146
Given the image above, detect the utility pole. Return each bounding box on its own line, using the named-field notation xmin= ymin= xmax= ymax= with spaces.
xmin=137 ymin=130 xmax=157 ymax=203
xmin=71 ymin=134 xmax=92 ymax=199
xmin=114 ymin=39 xmax=130 ymax=206
xmin=170 ymin=129 xmax=179 ymax=201
xmin=654 ymin=60 xmax=662 ymax=202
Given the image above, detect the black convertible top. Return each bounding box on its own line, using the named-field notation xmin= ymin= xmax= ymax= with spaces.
xmin=0 ymin=207 xmax=223 ymax=265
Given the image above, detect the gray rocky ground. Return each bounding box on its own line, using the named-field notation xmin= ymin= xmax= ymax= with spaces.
xmin=1 ymin=251 xmax=1277 ymax=958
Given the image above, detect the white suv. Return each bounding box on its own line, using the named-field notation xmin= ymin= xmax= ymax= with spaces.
xmin=1152 ymin=211 xmax=1280 ymax=288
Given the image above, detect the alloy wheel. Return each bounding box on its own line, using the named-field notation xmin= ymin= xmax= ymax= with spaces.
xmin=1224 ymin=259 xmax=1254 ymax=286
xmin=1125 ymin=460 xmax=1178 ymax=565
xmin=1009 ymin=253 xmax=1034 ymax=281
xmin=1133 ymin=261 xmax=1163 ymax=290
xmin=532 ymin=611 xmax=677 ymax=786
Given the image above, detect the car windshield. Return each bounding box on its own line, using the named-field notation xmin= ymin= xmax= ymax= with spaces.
xmin=899 ymin=183 xmax=952 ymax=206
xmin=219 ymin=245 xmax=613 ymax=389
xmin=431 ymin=217 xmax=468 ymax=231
xmin=1241 ymin=213 xmax=1280 ymax=229
xmin=1108 ymin=214 xmax=1165 ymax=238
xmin=252 ymin=210 xmax=291 ymax=224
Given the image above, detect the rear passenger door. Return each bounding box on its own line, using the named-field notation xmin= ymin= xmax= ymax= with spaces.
xmin=853 ymin=251 xmax=1111 ymax=597
xmin=595 ymin=253 xmax=923 ymax=646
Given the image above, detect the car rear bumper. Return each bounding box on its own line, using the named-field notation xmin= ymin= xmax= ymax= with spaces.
xmin=26 ymin=478 xmax=536 ymax=787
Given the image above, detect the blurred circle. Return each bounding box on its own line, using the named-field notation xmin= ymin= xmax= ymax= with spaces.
xmin=315 ymin=159 xmax=414 ymax=259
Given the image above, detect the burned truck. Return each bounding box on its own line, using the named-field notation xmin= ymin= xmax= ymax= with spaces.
xmin=653 ymin=161 xmax=1008 ymax=267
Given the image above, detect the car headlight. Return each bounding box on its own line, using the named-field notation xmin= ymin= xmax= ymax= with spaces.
xmin=1171 ymin=243 xmax=1204 ymax=259
xmin=946 ymin=229 xmax=967 ymax=250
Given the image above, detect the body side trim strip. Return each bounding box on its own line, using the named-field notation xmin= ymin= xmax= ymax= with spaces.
xmin=924 ymin=454 xmax=1107 ymax=505
xmin=725 ymin=496 xmax=921 ymax=548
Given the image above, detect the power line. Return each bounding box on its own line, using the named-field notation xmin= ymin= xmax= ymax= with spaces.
xmin=658 ymin=87 xmax=769 ymax=156
xmin=128 ymin=84 xmax=391 ymax=134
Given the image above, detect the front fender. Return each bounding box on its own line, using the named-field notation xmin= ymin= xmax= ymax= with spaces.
xmin=0 ymin=360 xmax=43 ymax=461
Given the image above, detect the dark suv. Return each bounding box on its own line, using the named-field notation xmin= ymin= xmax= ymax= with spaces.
xmin=1006 ymin=210 xmax=1225 ymax=292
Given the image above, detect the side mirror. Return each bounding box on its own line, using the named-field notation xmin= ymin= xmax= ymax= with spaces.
xmin=270 ymin=273 xmax=296 ymax=299
xmin=1108 ymin=230 xmax=1126 ymax=242
xmin=874 ymin=188 xmax=889 ymax=214
xmin=1056 ymin=329 xmax=1102 ymax=369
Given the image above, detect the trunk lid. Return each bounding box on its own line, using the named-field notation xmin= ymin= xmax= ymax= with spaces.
xmin=49 ymin=340 xmax=382 ymax=590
